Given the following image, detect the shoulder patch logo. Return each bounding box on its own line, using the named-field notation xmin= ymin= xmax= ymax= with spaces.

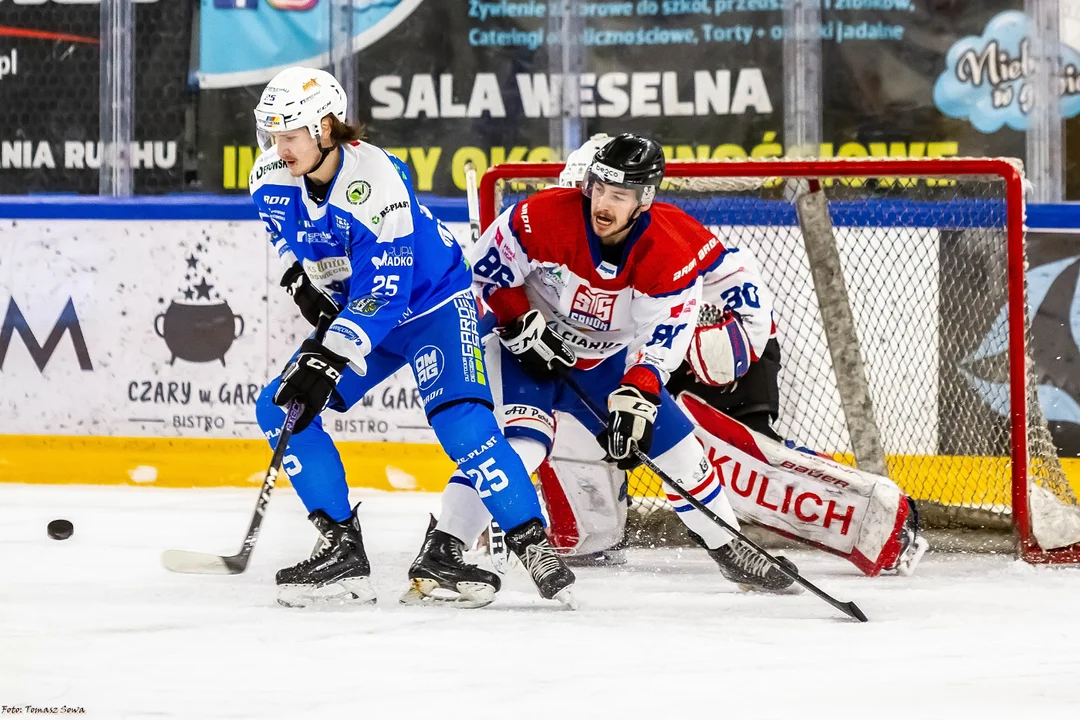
xmin=348 ymin=296 xmax=389 ymax=318
xmin=346 ymin=180 xmax=371 ymax=205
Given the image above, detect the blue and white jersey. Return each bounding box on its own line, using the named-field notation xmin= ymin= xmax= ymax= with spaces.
xmin=250 ymin=141 xmax=470 ymax=373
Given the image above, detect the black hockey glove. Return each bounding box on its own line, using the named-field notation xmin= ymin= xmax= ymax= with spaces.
xmin=599 ymin=384 xmax=660 ymax=470
xmin=499 ymin=309 xmax=576 ymax=381
xmin=273 ymin=339 xmax=349 ymax=433
xmin=281 ymin=262 xmax=341 ymax=327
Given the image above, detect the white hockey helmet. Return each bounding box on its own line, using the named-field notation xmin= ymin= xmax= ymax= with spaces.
xmin=253 ymin=67 xmax=348 ymax=152
xmin=558 ymin=133 xmax=613 ymax=188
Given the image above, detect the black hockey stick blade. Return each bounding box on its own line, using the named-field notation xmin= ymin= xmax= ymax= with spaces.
xmin=560 ymin=372 xmax=869 ymax=622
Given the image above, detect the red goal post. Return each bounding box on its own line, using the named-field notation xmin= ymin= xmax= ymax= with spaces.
xmin=479 ymin=157 xmax=1080 ymax=564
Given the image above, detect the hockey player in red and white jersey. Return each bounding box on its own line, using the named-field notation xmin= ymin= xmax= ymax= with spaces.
xmin=537 ymin=136 xmax=929 ymax=577
xmin=434 ymin=133 xmax=800 ymax=593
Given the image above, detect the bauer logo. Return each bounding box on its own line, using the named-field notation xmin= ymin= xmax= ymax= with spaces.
xmin=413 ymin=345 xmax=444 ymax=390
xmin=933 ymin=11 xmax=1080 ymax=133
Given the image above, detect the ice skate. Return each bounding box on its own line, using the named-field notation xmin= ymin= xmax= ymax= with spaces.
xmin=505 ymin=519 xmax=578 ymax=609
xmin=691 ymin=531 xmax=799 ymax=594
xmin=401 ymin=516 xmax=501 ymax=609
xmin=276 ymin=505 xmax=376 ymax=608
xmin=888 ymin=499 xmax=929 ymax=577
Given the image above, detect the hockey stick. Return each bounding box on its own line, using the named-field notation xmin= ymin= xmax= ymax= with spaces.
xmin=464 ymin=160 xmax=481 ymax=246
xmin=162 ymin=316 xmax=332 ymax=575
xmin=463 ymin=158 xmax=513 ymax=574
xmin=560 ymin=373 xmax=869 ymax=622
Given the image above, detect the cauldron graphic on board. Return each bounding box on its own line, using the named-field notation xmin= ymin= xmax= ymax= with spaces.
xmin=155 ymin=300 xmax=245 ymax=366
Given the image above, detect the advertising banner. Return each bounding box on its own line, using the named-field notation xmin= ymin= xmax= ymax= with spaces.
xmin=0 ymin=218 xmax=480 ymax=445
xmin=1025 ymin=230 xmax=1080 ymax=458
xmin=197 ymin=1 xmax=1080 ymax=196
xmin=0 ymin=0 xmax=192 ymax=193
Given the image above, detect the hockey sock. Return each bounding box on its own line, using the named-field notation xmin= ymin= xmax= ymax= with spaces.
xmin=255 ymin=381 xmax=352 ymax=522
xmin=653 ymin=434 xmax=740 ymax=549
xmin=437 ymin=475 xmax=493 ymax=546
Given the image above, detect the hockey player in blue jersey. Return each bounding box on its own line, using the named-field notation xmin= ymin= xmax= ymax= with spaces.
xmin=249 ymin=67 xmax=575 ymax=609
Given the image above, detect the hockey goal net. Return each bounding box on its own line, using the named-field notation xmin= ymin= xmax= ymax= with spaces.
xmin=480 ymin=158 xmax=1080 ymax=564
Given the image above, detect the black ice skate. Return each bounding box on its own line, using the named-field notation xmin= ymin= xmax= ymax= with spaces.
xmin=400 ymin=516 xmax=502 ymax=609
xmin=691 ymin=531 xmax=799 ymax=594
xmin=504 ymin=519 xmax=578 ymax=609
xmin=887 ymin=499 xmax=929 ymax=576
xmin=276 ymin=505 xmax=376 ymax=608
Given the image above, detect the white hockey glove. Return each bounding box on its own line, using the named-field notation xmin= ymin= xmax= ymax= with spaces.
xmin=499 ymin=309 xmax=576 ymax=380
xmin=601 ymin=384 xmax=660 ymax=470
xmin=687 ymin=305 xmax=753 ymax=386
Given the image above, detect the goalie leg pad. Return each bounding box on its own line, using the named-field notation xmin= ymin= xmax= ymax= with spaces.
xmin=539 ymin=414 xmax=629 ymax=557
xmin=679 ymin=393 xmax=924 ymax=577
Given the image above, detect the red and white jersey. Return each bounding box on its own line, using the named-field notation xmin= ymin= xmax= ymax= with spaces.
xmin=471 ymin=187 xmax=724 ymax=380
xmin=699 ymin=245 xmax=777 ymax=361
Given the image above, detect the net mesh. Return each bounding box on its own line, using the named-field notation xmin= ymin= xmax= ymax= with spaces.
xmin=489 ymin=160 xmax=1080 ymax=553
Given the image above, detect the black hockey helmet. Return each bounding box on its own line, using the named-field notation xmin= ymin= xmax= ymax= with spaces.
xmin=584 ymin=133 xmax=665 ymax=204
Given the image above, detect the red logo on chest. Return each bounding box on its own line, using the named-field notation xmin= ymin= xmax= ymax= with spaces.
xmin=569 ymin=286 xmax=617 ymax=331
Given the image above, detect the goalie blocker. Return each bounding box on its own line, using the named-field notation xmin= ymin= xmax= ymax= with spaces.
xmin=540 ymin=394 xmax=926 ymax=577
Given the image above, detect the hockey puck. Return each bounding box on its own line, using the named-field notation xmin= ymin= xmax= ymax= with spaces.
xmin=47 ymin=519 xmax=74 ymax=540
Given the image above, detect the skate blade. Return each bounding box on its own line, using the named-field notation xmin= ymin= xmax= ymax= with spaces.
xmin=553 ymin=586 xmax=579 ymax=610
xmin=735 ymin=581 xmax=804 ymax=596
xmin=564 ymin=549 xmax=627 ymax=568
xmin=894 ymin=536 xmax=929 ymax=577
xmin=398 ymin=578 xmax=496 ymax=609
xmin=277 ymin=577 xmax=377 ymax=609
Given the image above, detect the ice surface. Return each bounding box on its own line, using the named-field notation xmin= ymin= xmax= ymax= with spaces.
xmin=3 ymin=484 xmax=1080 ymax=720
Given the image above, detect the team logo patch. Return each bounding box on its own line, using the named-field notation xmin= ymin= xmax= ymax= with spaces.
xmin=346 ymin=180 xmax=371 ymax=205
xmin=348 ymin=296 xmax=389 ymax=317
xmin=414 ymin=345 xmax=445 ymax=391
xmin=569 ymin=286 xmax=617 ymax=331
xmin=540 ymin=266 xmax=567 ymax=293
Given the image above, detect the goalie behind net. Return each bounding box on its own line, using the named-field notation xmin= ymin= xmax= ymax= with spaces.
xmin=482 ymin=157 xmax=1080 ymax=564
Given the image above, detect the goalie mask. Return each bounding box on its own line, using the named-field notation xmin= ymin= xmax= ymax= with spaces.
xmin=559 ymin=133 xmax=613 ymax=188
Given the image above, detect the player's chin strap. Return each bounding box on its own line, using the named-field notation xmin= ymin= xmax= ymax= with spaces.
xmin=305 ymin=141 xmax=338 ymax=176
